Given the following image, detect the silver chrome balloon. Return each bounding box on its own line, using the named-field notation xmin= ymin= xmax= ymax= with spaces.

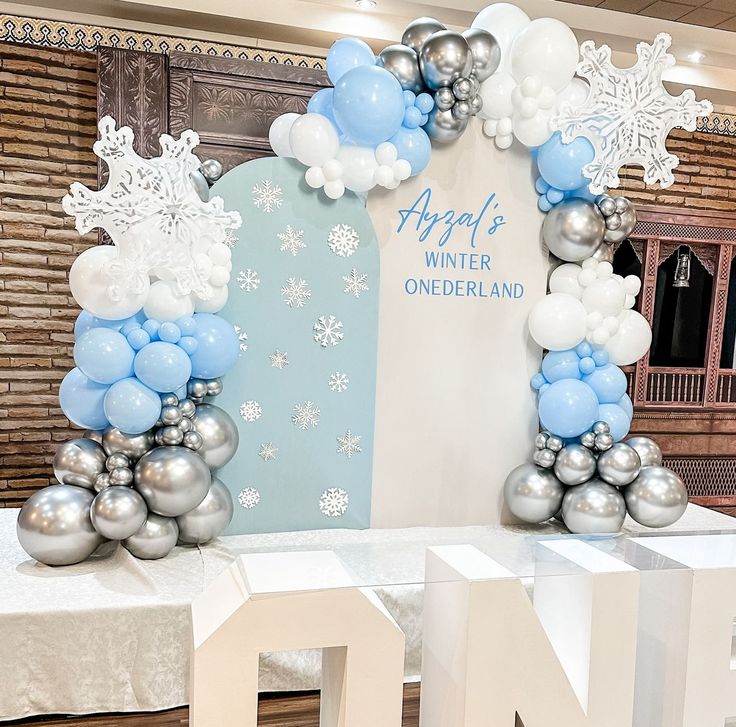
xmin=624 ymin=466 xmax=688 ymax=528
xmin=434 ymin=87 xmax=455 ymax=111
xmin=91 ymin=486 xmax=148 ymax=540
xmin=94 ymin=473 xmax=111 ymax=492
xmin=17 ymin=485 xmax=104 ymax=565
xmin=594 ymin=433 xmax=614 ymax=451
xmin=596 ymin=195 xmax=616 ymax=217
xmin=188 ymin=378 xmax=208 ymax=399
xmin=605 ymin=213 xmax=622 ymax=231
xmin=504 ymin=463 xmax=565 ymax=523
xmin=161 ymin=405 xmax=183 ymax=426
xmin=401 ymin=16 xmax=446 ymax=54
xmin=122 ymin=513 xmax=179 ymax=560
xmin=546 ymin=435 xmax=564 ymax=453
xmin=451 ymin=100 xmax=471 ymax=120
xmin=469 ymin=94 xmax=483 ymax=116
xmin=604 ymin=197 xmax=637 ymax=243
xmin=206 ymin=378 xmax=224 ymax=397
xmin=542 ymin=198 xmax=605 ymax=262
xmin=179 ymin=417 xmax=194 ymax=433
xmin=190 ymin=403 xmax=239 ymax=469
xmin=200 ymin=158 xmax=223 ymax=185
xmin=178 ymin=399 xmax=196 ymax=418
xmin=53 ymin=438 xmax=106 ymax=489
xmin=109 ymin=466 xmax=134 ymax=487
xmin=535 ymin=431 xmax=550 ymax=450
xmin=189 ymin=170 xmax=209 ymax=202
xmin=182 ymin=431 xmax=204 ymax=451
xmin=134 ymin=445 xmax=211 ymax=517
xmin=461 ymin=28 xmax=500 ymax=82
xmin=419 ymin=30 xmax=472 ymax=90
xmin=176 ymin=478 xmax=234 ymax=545
xmin=553 ymin=444 xmax=597 ymax=486
xmin=102 ymin=427 xmax=155 ymax=462
xmin=452 ymin=76 xmax=473 ymax=101
xmin=160 ymin=393 xmax=179 ymax=407
xmin=593 ymin=420 xmax=610 ymax=435
xmin=424 ymin=106 xmax=468 ymax=143
xmin=106 ymin=453 xmax=130 ymax=471
xmin=625 ymin=436 xmax=663 ymax=467
xmin=580 ymin=431 xmax=597 ymax=449
xmin=161 ymin=425 xmax=184 ymax=446
xmin=533 ymin=448 xmax=556 ymax=469
xmin=83 ymin=430 xmax=104 ymax=444
xmin=592 ymin=242 xmax=615 ymax=263
xmin=597 ymin=443 xmax=641 ymax=487
xmin=562 ymin=479 xmax=627 ymax=534
xmin=377 ymin=44 xmax=424 ymax=93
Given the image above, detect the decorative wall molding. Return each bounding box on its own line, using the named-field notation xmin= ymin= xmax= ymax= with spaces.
xmin=698 ymin=112 xmax=736 ymax=137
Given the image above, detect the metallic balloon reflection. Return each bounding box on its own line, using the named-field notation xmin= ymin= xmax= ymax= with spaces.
xmin=553 ymin=443 xmax=596 ymax=486
xmin=102 ymin=427 xmax=155 ymax=462
xmin=176 ymin=478 xmax=234 ymax=545
xmin=542 ymin=198 xmax=605 ymax=262
xmin=461 ymin=28 xmax=500 ymax=82
xmin=625 ymin=436 xmax=663 ymax=468
xmin=190 ymin=403 xmax=239 ymax=469
xmin=401 ymin=16 xmax=446 ymax=54
xmin=424 ymin=106 xmax=468 ymax=143
xmin=122 ymin=513 xmax=179 ymax=560
xmin=53 ymin=438 xmax=106 ymax=489
xmin=624 ymin=466 xmax=687 ymax=528
xmin=597 ymin=443 xmax=641 ymax=487
xmin=504 ymin=463 xmax=564 ymax=523
xmin=377 ymin=44 xmax=424 ymax=93
xmin=562 ymin=479 xmax=626 ymax=534
xmin=91 ymin=486 xmax=148 ymax=540
xmin=419 ymin=30 xmax=472 ymax=90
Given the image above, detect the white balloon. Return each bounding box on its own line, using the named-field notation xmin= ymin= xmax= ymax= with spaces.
xmin=305 ymin=166 xmax=326 ymax=189
xmin=557 ymin=77 xmax=590 ymax=109
xmin=512 ymin=107 xmax=554 ymax=147
xmin=337 ymin=145 xmax=379 ymax=192
xmin=549 ymin=263 xmax=583 ymax=299
xmin=510 ymin=18 xmax=579 ymax=92
xmin=375 ymin=142 xmax=398 ymax=166
xmin=192 ymin=284 xmax=228 ymax=313
xmin=606 ymin=309 xmax=652 ymax=366
xmin=268 ymin=112 xmax=299 ymax=157
xmin=529 ymin=293 xmax=587 ymax=351
xmin=69 ymin=245 xmax=148 ymax=320
xmin=144 ymin=279 xmax=195 ymax=321
xmin=478 ymin=71 xmax=516 ymax=120
xmin=289 ymin=113 xmax=339 ymax=168
xmin=323 ymin=179 xmax=345 ymax=199
xmin=472 ymin=3 xmax=530 ymax=72
xmin=582 ymin=277 xmax=626 ymax=317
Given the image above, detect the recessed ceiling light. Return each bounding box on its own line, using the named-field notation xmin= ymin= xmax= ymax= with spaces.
xmin=355 ymin=0 xmax=376 ymax=8
xmin=688 ymin=51 xmax=705 ymax=64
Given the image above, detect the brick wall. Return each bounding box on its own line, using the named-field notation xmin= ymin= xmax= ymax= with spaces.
xmin=0 ymin=43 xmax=97 ymax=507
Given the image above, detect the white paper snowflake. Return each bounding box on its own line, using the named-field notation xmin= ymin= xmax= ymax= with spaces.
xmin=239 ymin=400 xmax=262 ymax=423
xmin=237 ymin=268 xmax=260 ymax=292
xmin=319 ymin=488 xmax=349 ymax=518
xmin=281 ymin=277 xmax=312 ymax=309
xmin=238 ymin=487 xmax=261 ymax=509
xmin=277 ymin=225 xmax=306 ymax=256
xmin=61 ymin=116 xmax=241 ymax=301
xmin=328 ymin=224 xmax=359 ymax=257
xmin=292 ymin=401 xmax=320 ymax=430
xmin=552 ymin=33 xmax=713 ymax=193
xmin=258 ymin=442 xmax=278 ymax=462
xmin=336 ymin=430 xmax=362 ymax=459
xmin=269 ymin=349 xmax=289 ymax=369
xmin=252 ymin=180 xmax=283 ymax=213
xmin=342 ymin=268 xmax=368 ymax=299
xmin=328 ymin=372 xmax=349 ymax=393
xmin=313 ymin=315 xmax=344 ymax=348
xmin=233 ymin=325 xmax=248 ymax=352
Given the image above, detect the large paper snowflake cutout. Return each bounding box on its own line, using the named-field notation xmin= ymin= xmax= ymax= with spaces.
xmin=328 ymin=224 xmax=359 ymax=257
xmin=336 ymin=430 xmax=362 ymax=459
xmin=319 ymin=488 xmax=349 ymax=518
xmin=281 ymin=277 xmax=312 ymax=309
xmin=343 ymin=268 xmax=368 ymax=299
xmin=277 ymin=225 xmax=306 ymax=256
xmin=292 ymin=401 xmax=320 ymax=430
xmin=313 ymin=315 xmax=344 ymax=348
xmin=552 ymin=33 xmax=712 ymax=193
xmin=62 ymin=116 xmax=241 ymax=301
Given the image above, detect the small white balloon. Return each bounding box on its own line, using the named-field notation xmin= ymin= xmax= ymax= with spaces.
xmin=528 ymin=292 xmax=587 ymax=351
xmin=305 ymin=166 xmax=326 ymax=189
xmin=496 ymin=133 xmax=514 ymax=150
xmin=605 ymin=309 xmax=652 ymax=366
xmin=323 ymin=179 xmax=345 ymax=199
xmin=207 ymin=242 xmax=231 ymax=266
xmin=268 ymin=112 xmax=300 ymax=157
xmin=478 ymin=71 xmax=516 ymax=120
xmin=322 ymin=158 xmax=343 ymax=182
xmin=374 ymin=165 xmax=394 ymax=187
xmin=289 ymin=113 xmax=339 ymax=168
xmin=393 ymin=159 xmax=412 ymax=181
xmin=144 ymin=279 xmax=195 ymax=322
xmin=512 ymin=107 xmax=554 ymax=147
xmin=192 ymin=284 xmax=228 ymax=313
xmin=375 ymin=142 xmax=398 ymax=166
xmin=337 ymin=145 xmax=379 ymax=192
xmin=549 ymin=263 xmax=583 ymax=299
xmin=582 ymin=277 xmax=626 ymax=317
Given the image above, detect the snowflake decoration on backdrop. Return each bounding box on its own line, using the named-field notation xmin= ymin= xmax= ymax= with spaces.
xmin=327 ymin=224 xmax=360 ymax=257
xmin=258 ymin=442 xmax=278 ymax=462
xmin=239 ymin=400 xmax=262 ymax=423
xmin=277 ymin=225 xmax=306 ymax=256
xmin=292 ymin=401 xmax=320 ymax=430
xmin=336 ymin=430 xmax=362 ymax=459
xmin=238 ymin=487 xmax=261 ymax=509
xmin=269 ymin=349 xmax=289 ymax=369
xmin=313 ymin=315 xmax=344 ymax=348
xmin=319 ymin=488 xmax=349 ymax=518
xmin=237 ymin=268 xmax=260 ymax=292
xmin=223 ymin=229 xmax=239 ymax=249
xmin=328 ymin=372 xmax=349 ymax=393
xmin=281 ymin=277 xmax=312 ymax=309
xmin=342 ymin=268 xmax=368 ymax=299
xmin=552 ymin=33 xmax=713 ymax=193
xmin=233 ymin=325 xmax=248 ymax=353
xmin=61 ymin=116 xmax=241 ymax=301
xmin=252 ymin=180 xmax=283 ymax=213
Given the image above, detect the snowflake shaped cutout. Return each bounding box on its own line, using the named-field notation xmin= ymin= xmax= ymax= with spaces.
xmin=237 ymin=268 xmax=260 ymax=292
xmin=328 ymin=224 xmax=359 ymax=257
xmin=343 ymin=268 xmax=368 ymax=299
xmin=239 ymin=400 xmax=262 ymax=423
xmin=252 ymin=180 xmax=283 ymax=213
xmin=277 ymin=225 xmax=306 ymax=256
xmin=238 ymin=487 xmax=261 ymax=509
xmin=336 ymin=430 xmax=362 ymax=459
xmin=281 ymin=277 xmax=312 ymax=309
xmin=313 ymin=315 xmax=344 ymax=348
xmin=552 ymin=33 xmax=712 ymax=193
xmin=292 ymin=401 xmax=320 ymax=430
xmin=269 ymin=349 xmax=289 ymax=369
xmin=233 ymin=325 xmax=248 ymax=352
xmin=328 ymin=372 xmax=349 ymax=393
xmin=258 ymin=442 xmax=278 ymax=462
xmin=319 ymin=488 xmax=349 ymax=518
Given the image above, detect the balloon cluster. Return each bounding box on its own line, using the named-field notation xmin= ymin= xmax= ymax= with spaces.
xmin=505 ymin=435 xmax=688 ymax=534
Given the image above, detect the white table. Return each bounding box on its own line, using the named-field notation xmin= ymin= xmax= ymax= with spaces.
xmin=1 ymin=504 xmax=734 ymax=721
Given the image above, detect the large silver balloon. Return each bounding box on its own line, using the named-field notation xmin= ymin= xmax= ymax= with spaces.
xmin=176 ymin=478 xmax=234 ymax=545
xmin=461 ymin=28 xmax=500 ymax=82
xmin=53 ymin=438 xmax=106 ymax=489
xmin=504 ymin=463 xmax=565 ymax=523
xmin=424 ymin=106 xmax=468 ymax=143
xmin=190 ymin=403 xmax=239 ymax=469
xmin=604 ymin=197 xmax=637 ymax=243
xmin=134 ymin=446 xmax=210 ymax=517
xmin=377 ymin=44 xmax=424 ymax=93
xmin=597 ymin=443 xmax=641 ymax=487
xmin=542 ymin=198 xmax=605 ymax=262
xmin=562 ymin=479 xmax=627 ymax=534
xmin=624 ymin=466 xmax=688 ymax=528
xmin=122 ymin=513 xmax=179 ymax=560
xmin=102 ymin=427 xmax=155 ymax=462
xmin=90 ymin=486 xmax=148 ymax=540
xmin=553 ymin=444 xmax=596 ymax=486
xmin=419 ymin=31 xmax=472 ymax=91
xmin=625 ymin=436 xmax=663 ymax=467
xmin=17 ymin=485 xmax=104 ymax=565
xmin=401 ymin=16 xmax=446 ymax=54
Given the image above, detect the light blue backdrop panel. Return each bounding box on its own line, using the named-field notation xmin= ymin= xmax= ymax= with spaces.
xmin=212 ymin=157 xmax=380 ymax=534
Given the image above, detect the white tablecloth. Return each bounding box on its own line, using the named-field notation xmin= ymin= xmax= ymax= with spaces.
xmin=1 ymin=504 xmax=734 ymax=720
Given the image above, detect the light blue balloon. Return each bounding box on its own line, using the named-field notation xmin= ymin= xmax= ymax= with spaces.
xmin=190 ymin=313 xmax=240 ymax=379
xmin=104 ymin=377 xmax=161 ymax=435
xmin=415 ymin=93 xmax=434 ymax=114
xmin=542 ymin=349 xmax=581 ymax=383
xmin=74 ymin=310 xmax=144 ymax=339
xmin=535 ymin=176 xmax=550 ymax=195
xmin=546 ymin=188 xmax=564 ymax=205
xmin=530 ymin=372 xmax=547 ymax=390
xmin=568 ymin=184 xmax=597 ymax=202
xmin=74 ymin=328 xmax=135 ymax=385
xmin=538 ymin=379 xmax=599 ymax=438
xmin=578 ymin=356 xmax=595 ymax=375
xmin=59 ymin=367 xmax=109 ymax=430
xmin=617 ymin=393 xmax=634 ymax=419
xmin=134 ymin=341 xmax=192 ymax=393
xmin=389 ymin=126 xmax=431 ymax=176
xmin=537 ymin=132 xmax=595 ymax=192
xmin=403 ymin=106 xmax=422 ymax=129
xmin=582 ymin=363 xmax=628 ymax=403
xmin=538 ymin=196 xmax=553 ymax=213
xmin=326 ymin=37 xmax=375 ymax=84
xmin=592 ymin=349 xmax=609 ymax=367
xmin=307 ymin=88 xmax=340 ymax=130
xmin=333 ymin=65 xmax=405 ymax=146
xmin=597 ymin=402 xmax=631 ymax=442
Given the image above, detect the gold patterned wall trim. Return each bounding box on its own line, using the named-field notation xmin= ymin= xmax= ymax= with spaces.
xmin=0 ymin=13 xmax=326 ymax=68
